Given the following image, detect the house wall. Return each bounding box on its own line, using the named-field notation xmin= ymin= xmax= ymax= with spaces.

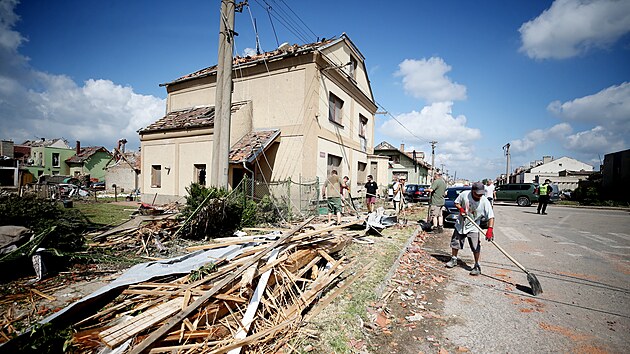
xmin=602 ymin=149 xmax=630 ymax=201
xmin=24 ymin=146 xmax=74 ymax=178
xmin=105 ymin=164 xmax=139 ymax=193
xmin=141 ymin=130 xmax=213 ymax=204
xmin=144 ymin=39 xmax=377 ymax=201
xmin=68 ymin=151 xmax=111 ymax=181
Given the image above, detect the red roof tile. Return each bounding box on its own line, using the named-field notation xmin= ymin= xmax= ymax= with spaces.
xmin=229 ymin=129 xmax=280 ymax=164
xmin=66 ymin=147 xmax=110 ymax=164
xmin=139 ymin=103 xmax=247 ymax=134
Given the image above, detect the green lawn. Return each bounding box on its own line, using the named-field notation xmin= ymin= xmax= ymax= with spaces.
xmin=74 ymin=201 xmax=137 ymax=227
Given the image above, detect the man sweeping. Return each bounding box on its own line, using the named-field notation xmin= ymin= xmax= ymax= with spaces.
xmin=445 ymin=182 xmax=495 ymax=276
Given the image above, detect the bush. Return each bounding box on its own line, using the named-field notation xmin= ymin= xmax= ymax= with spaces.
xmin=181 ymin=183 xmax=243 ymax=239
xmin=0 ymin=194 xmax=87 ymax=253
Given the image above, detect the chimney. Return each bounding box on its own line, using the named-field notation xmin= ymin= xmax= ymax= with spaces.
xmin=542 ymin=155 xmax=553 ymax=164
xmin=76 ymin=141 xmax=81 ymax=155
xmin=400 ymin=143 xmax=405 ymax=152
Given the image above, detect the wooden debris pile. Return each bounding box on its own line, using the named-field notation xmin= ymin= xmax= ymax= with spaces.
xmin=89 ymin=215 xmax=180 ymax=255
xmin=69 ymin=218 xmax=369 ymax=353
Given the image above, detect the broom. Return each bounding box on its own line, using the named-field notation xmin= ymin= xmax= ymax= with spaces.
xmin=464 ymin=214 xmax=543 ymax=296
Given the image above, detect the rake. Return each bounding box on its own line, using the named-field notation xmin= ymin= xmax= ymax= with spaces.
xmin=465 ymin=214 xmax=543 ymax=296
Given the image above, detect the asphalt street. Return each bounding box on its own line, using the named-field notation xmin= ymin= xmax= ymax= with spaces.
xmin=435 ymin=203 xmax=630 ymax=353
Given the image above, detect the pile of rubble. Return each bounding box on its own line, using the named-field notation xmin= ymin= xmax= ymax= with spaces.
xmin=5 ymin=217 xmax=386 ymax=353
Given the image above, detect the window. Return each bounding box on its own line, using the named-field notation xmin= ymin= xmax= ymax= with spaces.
xmin=194 ymin=164 xmax=206 ymax=186
xmin=52 ymin=153 xmax=60 ymax=167
xmin=328 ymin=92 xmax=344 ymax=125
xmin=359 ymin=115 xmax=367 ymax=137
xmin=359 ymin=114 xmax=368 ymax=152
xmin=357 ymin=162 xmax=367 ymax=184
xmin=151 ymin=165 xmax=162 ymax=188
xmin=348 ymin=57 xmax=357 ymax=78
xmin=327 ymin=154 xmax=342 ymax=177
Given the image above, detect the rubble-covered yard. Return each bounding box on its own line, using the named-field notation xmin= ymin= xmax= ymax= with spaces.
xmin=0 ymin=192 xmax=441 ymax=353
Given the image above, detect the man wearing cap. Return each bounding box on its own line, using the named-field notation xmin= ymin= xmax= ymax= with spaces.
xmin=445 ymin=181 xmax=495 ymax=276
xmin=426 ymin=171 xmax=447 ymax=233
xmin=537 ymin=179 xmax=552 ymax=215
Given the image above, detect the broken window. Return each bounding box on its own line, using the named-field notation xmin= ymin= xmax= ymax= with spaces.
xmin=357 ymin=162 xmax=367 ymax=184
xmin=328 ymin=92 xmax=343 ymax=125
xmin=151 ymin=165 xmax=161 ymax=188
xmin=348 ymin=56 xmax=357 ymax=79
xmin=195 ymin=164 xmax=206 ymax=186
xmin=359 ymin=114 xmax=368 ymax=152
xmin=52 ymin=153 xmax=60 ymax=167
xmin=327 ymin=154 xmax=342 ymax=177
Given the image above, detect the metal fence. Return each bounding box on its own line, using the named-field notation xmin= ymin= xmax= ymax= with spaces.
xmin=231 ymin=176 xmax=396 ymax=219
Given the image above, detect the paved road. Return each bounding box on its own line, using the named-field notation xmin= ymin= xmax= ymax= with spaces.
xmin=437 ymin=204 xmax=630 ymax=353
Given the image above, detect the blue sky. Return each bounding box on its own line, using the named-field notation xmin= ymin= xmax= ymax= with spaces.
xmin=1 ymin=0 xmax=629 ymax=181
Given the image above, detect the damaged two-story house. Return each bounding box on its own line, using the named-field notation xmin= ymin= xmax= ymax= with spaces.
xmin=139 ymin=34 xmax=388 ymax=204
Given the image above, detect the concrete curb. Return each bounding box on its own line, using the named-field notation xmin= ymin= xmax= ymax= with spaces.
xmin=550 ymin=204 xmax=630 ymax=211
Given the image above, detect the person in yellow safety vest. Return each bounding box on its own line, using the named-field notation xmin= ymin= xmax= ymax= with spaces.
xmin=537 ymin=179 xmax=552 ymax=215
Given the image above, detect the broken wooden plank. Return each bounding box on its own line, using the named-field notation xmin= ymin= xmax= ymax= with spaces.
xmin=128 ymin=217 xmax=314 ymax=354
xmin=228 ymin=248 xmax=280 ymax=354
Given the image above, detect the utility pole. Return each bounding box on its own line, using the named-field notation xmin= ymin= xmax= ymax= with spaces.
xmin=430 ymin=141 xmax=437 ymax=181
xmin=503 ymin=143 xmax=511 ymax=185
xmin=211 ymin=0 xmax=236 ymax=188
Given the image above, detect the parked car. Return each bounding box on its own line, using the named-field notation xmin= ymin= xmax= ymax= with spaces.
xmin=494 ymin=183 xmax=539 ymax=206
xmin=405 ymin=184 xmax=431 ymax=203
xmin=442 ymin=186 xmax=489 ymax=228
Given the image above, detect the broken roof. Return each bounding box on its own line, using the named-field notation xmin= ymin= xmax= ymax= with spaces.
xmin=66 ymin=147 xmax=110 ymax=164
xmin=229 ymin=129 xmax=281 ymax=164
xmin=139 ymin=102 xmax=247 ymax=134
xmin=19 ymin=138 xmax=69 ymax=148
xmin=161 ymin=34 xmax=360 ymax=87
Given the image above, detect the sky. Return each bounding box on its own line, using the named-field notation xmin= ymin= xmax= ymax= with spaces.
xmin=1 ymin=0 xmax=629 ymax=181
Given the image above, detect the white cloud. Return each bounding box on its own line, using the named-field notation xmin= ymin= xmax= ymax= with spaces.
xmin=510 ymin=123 xmax=573 ymax=153
xmin=519 ymin=0 xmax=630 ymax=60
xmin=394 ymin=57 xmax=467 ymax=103
xmin=242 ymin=47 xmax=257 ymax=57
xmin=565 ymin=126 xmax=626 ymax=153
xmin=548 ymin=82 xmax=630 ymax=131
xmin=380 ymin=102 xmax=480 ymax=152
xmin=0 ymin=1 xmax=165 ymax=150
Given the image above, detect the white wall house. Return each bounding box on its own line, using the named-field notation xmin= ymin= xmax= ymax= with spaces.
xmin=139 ymin=34 xmax=384 ymax=204
xmin=517 ymin=156 xmax=594 ymax=190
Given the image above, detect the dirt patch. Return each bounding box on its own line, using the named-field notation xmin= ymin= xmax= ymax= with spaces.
xmin=363 ymin=229 xmax=469 ymax=354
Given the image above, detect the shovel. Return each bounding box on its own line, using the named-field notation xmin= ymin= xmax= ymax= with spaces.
xmin=464 ymin=214 xmax=543 ymax=296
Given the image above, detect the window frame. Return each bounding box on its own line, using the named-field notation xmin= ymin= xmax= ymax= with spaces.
xmin=151 ymin=165 xmax=162 ymax=188
xmin=328 ymin=92 xmax=344 ymax=126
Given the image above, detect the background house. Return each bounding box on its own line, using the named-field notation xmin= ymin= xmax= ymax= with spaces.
xmin=19 ymin=138 xmax=74 ymax=180
xmin=374 ymin=141 xmax=430 ymax=185
xmin=602 ymin=148 xmax=630 ymax=202
xmin=139 ymin=34 xmax=385 ymax=205
xmin=65 ymin=141 xmax=112 ymax=182
xmin=105 ymin=150 xmax=141 ymax=194
xmin=513 ymin=156 xmax=594 ymax=190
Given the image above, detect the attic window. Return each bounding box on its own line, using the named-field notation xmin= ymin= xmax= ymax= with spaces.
xmin=328 ymin=92 xmax=344 ymax=126
xmin=348 ymin=57 xmax=357 ymax=78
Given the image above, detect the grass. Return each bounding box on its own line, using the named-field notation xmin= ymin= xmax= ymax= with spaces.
xmin=299 ymin=205 xmax=425 ymax=353
xmin=74 ymin=201 xmax=137 ymax=227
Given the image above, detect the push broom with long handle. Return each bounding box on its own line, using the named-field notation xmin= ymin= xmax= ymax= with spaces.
xmin=464 ymin=214 xmax=543 ymax=296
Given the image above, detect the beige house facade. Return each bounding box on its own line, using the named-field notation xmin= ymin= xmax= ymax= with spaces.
xmin=139 ymin=34 xmax=385 ymax=204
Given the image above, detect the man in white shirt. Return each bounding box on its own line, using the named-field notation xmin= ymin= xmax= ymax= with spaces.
xmin=484 ymin=179 xmax=496 ymax=206
xmin=445 ymin=182 xmax=495 ymax=276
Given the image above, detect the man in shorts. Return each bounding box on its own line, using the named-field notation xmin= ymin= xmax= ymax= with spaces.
xmin=364 ymin=175 xmax=378 ymax=213
xmin=322 ymin=170 xmax=342 ymax=224
xmin=426 ymin=171 xmax=447 ymax=233
xmin=445 ymin=181 xmax=495 ymax=276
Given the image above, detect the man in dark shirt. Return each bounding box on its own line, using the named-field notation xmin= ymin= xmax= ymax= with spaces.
xmin=364 ymin=175 xmax=378 ymax=212
xmin=426 ymin=171 xmax=447 ymax=233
